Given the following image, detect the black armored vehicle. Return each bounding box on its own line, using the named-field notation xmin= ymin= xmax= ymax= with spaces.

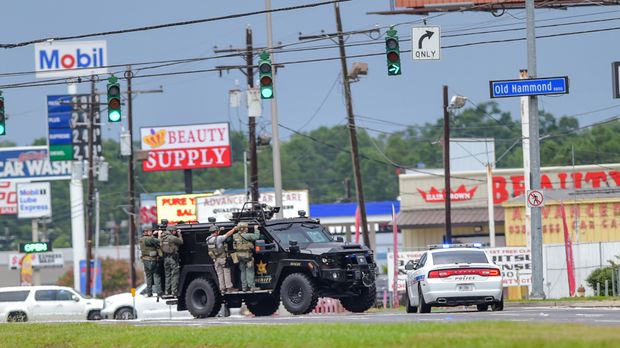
xmin=174 ymin=203 xmax=376 ymax=317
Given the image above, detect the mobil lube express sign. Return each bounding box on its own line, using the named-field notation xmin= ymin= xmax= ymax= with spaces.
xmin=35 ymin=41 xmax=108 ymax=78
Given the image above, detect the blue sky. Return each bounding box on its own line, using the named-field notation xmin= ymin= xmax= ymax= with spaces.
xmin=1 ymin=0 xmax=619 ymax=148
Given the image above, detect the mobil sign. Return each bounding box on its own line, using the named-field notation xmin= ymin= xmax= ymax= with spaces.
xmin=35 ymin=41 xmax=107 ymax=78
xmin=141 ymin=122 xmax=231 ymax=172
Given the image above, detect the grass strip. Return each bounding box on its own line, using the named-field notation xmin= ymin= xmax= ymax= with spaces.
xmin=1 ymin=321 xmax=620 ymax=348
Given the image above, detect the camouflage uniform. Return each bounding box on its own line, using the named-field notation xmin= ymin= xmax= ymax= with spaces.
xmin=139 ymin=228 xmax=162 ymax=296
xmin=206 ymin=226 xmax=234 ymax=292
xmin=161 ymin=226 xmax=184 ymax=296
xmin=232 ymin=222 xmax=260 ymax=291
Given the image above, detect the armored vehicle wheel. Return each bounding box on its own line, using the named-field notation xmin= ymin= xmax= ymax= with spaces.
xmin=247 ymin=294 xmax=280 ymax=316
xmin=340 ymin=285 xmax=376 ymax=313
xmin=280 ymin=273 xmax=318 ymax=315
xmin=185 ymin=277 xmax=222 ymax=318
xmin=405 ymin=288 xmax=417 ymax=313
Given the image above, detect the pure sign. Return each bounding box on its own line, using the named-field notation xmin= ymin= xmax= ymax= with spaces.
xmin=140 ymin=122 xmax=231 ymax=172
xmin=19 ymin=241 xmax=52 ymax=253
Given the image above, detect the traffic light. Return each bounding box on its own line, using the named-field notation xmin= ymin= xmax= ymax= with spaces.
xmin=107 ymin=76 xmax=121 ymax=122
xmin=0 ymin=92 xmax=5 ymax=136
xmin=386 ymin=28 xmax=401 ymax=76
xmin=258 ymin=51 xmax=274 ymax=99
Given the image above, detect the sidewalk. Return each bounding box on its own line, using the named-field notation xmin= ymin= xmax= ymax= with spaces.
xmin=507 ymin=299 xmax=620 ymax=308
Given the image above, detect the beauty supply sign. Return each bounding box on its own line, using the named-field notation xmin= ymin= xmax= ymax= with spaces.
xmin=140 ymin=123 xmax=231 ymax=172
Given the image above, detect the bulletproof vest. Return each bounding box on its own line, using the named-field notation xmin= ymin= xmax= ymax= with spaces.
xmin=233 ymin=233 xmax=253 ymax=251
xmin=140 ymin=237 xmax=157 ymax=258
xmin=207 ymin=236 xmax=227 ymax=259
xmin=161 ymin=232 xmax=179 ymax=254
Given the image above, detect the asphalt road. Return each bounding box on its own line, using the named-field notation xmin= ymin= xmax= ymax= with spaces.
xmin=99 ymin=307 xmax=620 ymax=327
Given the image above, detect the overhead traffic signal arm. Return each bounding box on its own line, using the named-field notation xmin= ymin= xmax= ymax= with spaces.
xmin=259 ymin=51 xmax=274 ymax=99
xmin=107 ymin=76 xmax=122 ymax=123
xmin=386 ymin=28 xmax=401 ymax=76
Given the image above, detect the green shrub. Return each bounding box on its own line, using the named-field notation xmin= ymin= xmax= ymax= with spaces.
xmin=586 ymin=267 xmax=616 ymax=295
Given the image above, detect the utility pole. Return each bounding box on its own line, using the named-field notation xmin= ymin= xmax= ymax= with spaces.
xmin=126 ymin=67 xmax=137 ymax=290
xmin=442 ymin=85 xmax=452 ymax=243
xmin=526 ymin=0 xmax=545 ymax=299
xmin=334 ymin=2 xmax=370 ymax=249
xmin=85 ymin=76 xmax=96 ymax=297
xmin=265 ymin=0 xmax=284 ymax=218
xmin=247 ymin=27 xmax=259 ymax=202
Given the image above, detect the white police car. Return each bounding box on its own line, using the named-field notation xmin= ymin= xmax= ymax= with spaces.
xmin=404 ymin=244 xmax=503 ymax=314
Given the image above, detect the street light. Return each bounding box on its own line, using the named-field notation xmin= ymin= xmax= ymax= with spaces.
xmin=443 ymin=86 xmax=467 ymax=244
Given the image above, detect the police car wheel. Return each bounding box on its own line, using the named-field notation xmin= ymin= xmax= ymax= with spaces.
xmin=280 ymin=273 xmax=318 ymax=315
xmin=247 ymin=294 xmax=280 ymax=316
xmin=491 ymin=298 xmax=504 ymax=312
xmin=405 ymin=289 xmax=417 ymax=314
xmin=476 ymin=304 xmax=489 ymax=312
xmin=418 ymin=285 xmax=431 ymax=314
xmin=185 ymin=277 xmax=222 ymax=318
xmin=340 ymin=285 xmax=376 ymax=313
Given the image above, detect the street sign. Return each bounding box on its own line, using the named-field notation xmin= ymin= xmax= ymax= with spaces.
xmin=489 ymin=76 xmax=569 ymax=98
xmin=17 ymin=182 xmax=52 ymax=218
xmin=613 ymin=62 xmax=620 ymax=99
xmin=527 ymin=190 xmax=544 ymax=208
xmin=19 ymin=241 xmax=52 ymax=253
xmin=412 ymin=26 xmax=440 ymax=61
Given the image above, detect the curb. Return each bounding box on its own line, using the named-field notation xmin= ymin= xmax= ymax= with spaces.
xmin=506 ymin=301 xmax=620 ymax=308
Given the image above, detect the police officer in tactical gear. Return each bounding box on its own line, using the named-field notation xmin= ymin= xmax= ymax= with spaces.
xmin=160 ymin=225 xmax=184 ymax=297
xmin=206 ymin=226 xmax=237 ymax=293
xmin=232 ymin=222 xmax=260 ymax=292
xmin=139 ymin=225 xmax=162 ymax=297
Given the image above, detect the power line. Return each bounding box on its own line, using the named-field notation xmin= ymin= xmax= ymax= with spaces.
xmin=0 ymin=0 xmax=349 ymax=49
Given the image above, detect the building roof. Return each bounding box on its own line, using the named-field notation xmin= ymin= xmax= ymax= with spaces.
xmin=397 ymin=206 xmax=504 ymax=228
xmin=310 ymin=201 xmax=400 ymax=218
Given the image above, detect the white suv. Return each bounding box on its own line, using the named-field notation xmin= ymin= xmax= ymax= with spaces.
xmin=404 ymin=245 xmax=504 ymax=314
xmin=0 ymin=286 xmax=104 ymax=322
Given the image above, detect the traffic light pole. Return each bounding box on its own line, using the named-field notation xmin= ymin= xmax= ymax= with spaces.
xmin=265 ymin=0 xmax=284 ymax=218
xmin=85 ymin=76 xmax=96 ymax=297
xmin=126 ymin=67 xmax=137 ymax=290
xmin=443 ymin=86 xmax=453 ymax=243
xmin=334 ymin=2 xmax=371 ymax=249
xmin=247 ymin=27 xmax=259 ymax=202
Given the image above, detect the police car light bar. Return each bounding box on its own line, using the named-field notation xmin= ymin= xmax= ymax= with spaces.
xmin=428 ymin=243 xmax=482 ymax=250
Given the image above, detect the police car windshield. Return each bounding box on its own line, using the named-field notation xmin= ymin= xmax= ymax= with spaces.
xmin=270 ymin=223 xmax=333 ymax=247
xmin=432 ymin=250 xmax=489 ymax=265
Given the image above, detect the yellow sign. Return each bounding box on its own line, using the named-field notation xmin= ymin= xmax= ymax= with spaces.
xmin=156 ymin=193 xmax=211 ymax=224
xmin=256 ymin=260 xmax=268 ymax=275
xmin=504 ymin=199 xmax=620 ymax=246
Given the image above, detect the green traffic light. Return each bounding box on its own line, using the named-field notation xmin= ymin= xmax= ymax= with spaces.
xmin=108 ymin=110 xmax=121 ymax=122
xmin=0 ymin=124 xmax=5 ymax=136
xmin=261 ymin=87 xmax=273 ymax=99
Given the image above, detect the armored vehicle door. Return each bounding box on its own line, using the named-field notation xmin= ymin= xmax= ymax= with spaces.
xmin=252 ymin=225 xmax=280 ymax=290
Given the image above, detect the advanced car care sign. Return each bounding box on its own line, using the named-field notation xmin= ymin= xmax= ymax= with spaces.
xmin=141 ymin=123 xmax=231 ymax=172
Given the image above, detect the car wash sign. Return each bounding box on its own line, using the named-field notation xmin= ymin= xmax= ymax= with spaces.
xmin=0 ymin=146 xmax=72 ymax=181
xmin=35 ymin=41 xmax=107 ymax=78
xmin=141 ymin=123 xmax=231 ymax=172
